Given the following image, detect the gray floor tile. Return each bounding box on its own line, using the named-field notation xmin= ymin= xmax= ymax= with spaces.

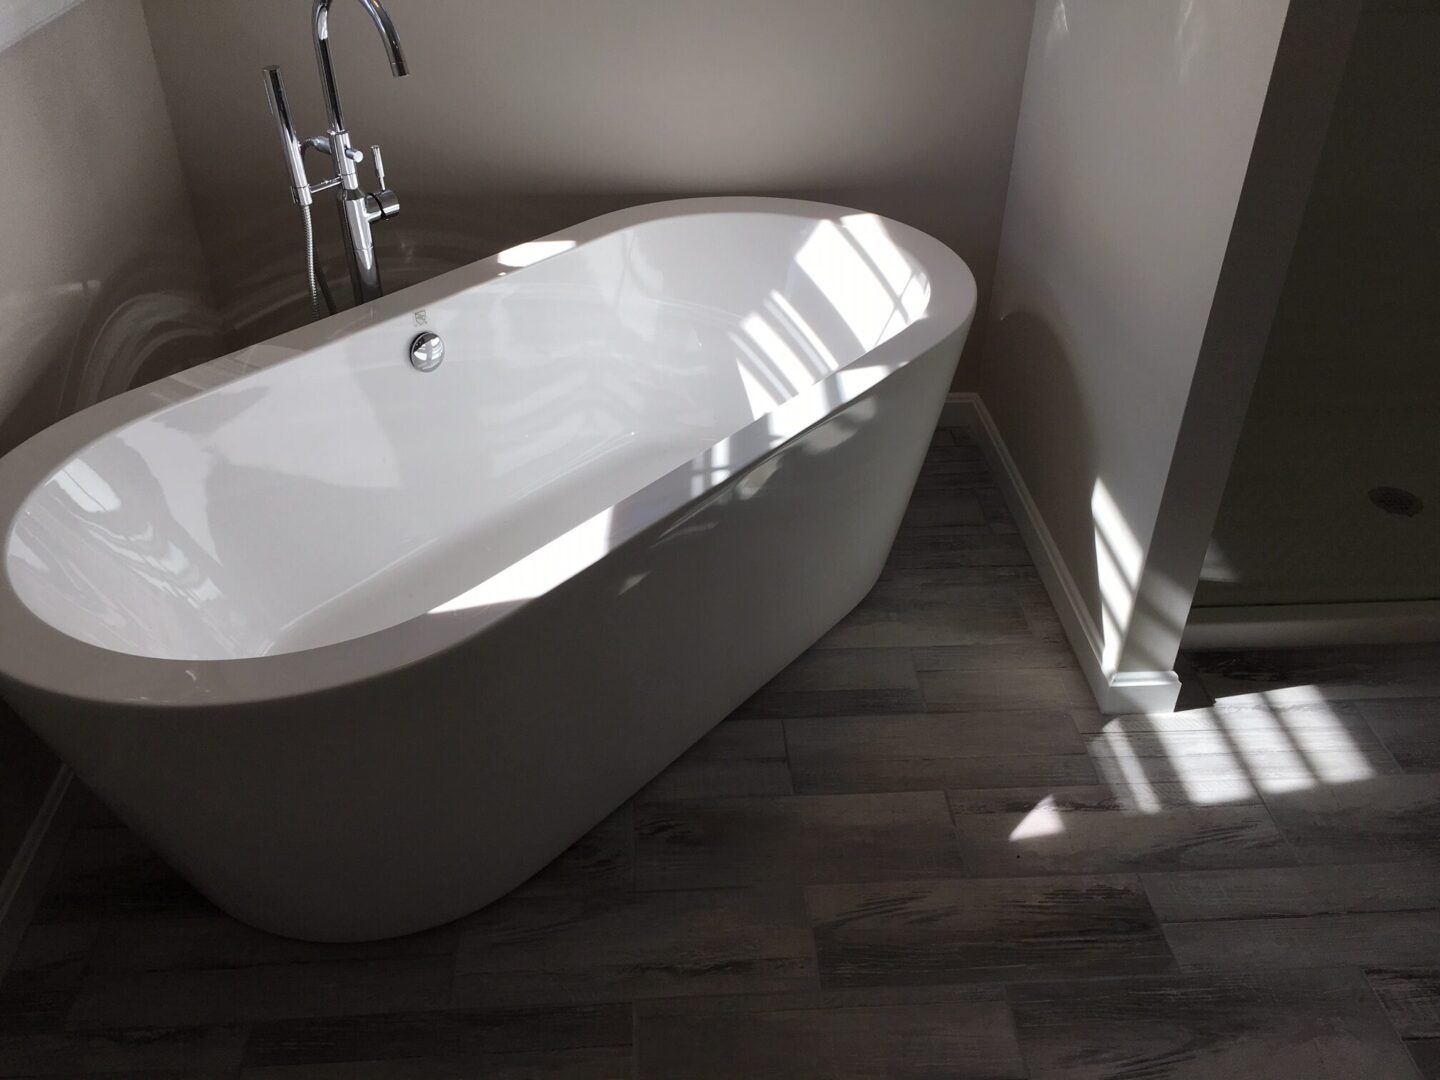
xmin=1087 ymin=701 xmax=1384 ymax=747
xmin=1163 ymin=911 xmax=1440 ymax=972
xmin=1357 ymin=698 xmax=1440 ymax=771
xmin=635 ymin=988 xmax=1026 ymax=1079
xmin=949 ymin=783 xmax=1291 ymax=875
xmin=0 ymin=989 xmax=73 ymax=1038
xmin=1 ymin=923 xmax=101 ymax=1036
xmin=815 ymin=579 xmax=1033 ymax=649
xmin=1019 ymin=597 xmax=1068 ymax=642
xmin=915 ymin=442 xmax=989 ymax=475
xmin=1074 ymin=699 xmax=1375 ymax=734
xmin=0 ymin=1024 xmax=246 ymax=1078
xmin=807 ymin=874 xmax=1174 ymax=987
xmin=734 ymin=647 xmax=922 ymax=718
xmin=1 ymin=922 xmax=97 ymax=994
xmin=511 ymin=804 xmax=633 ymax=896
xmin=1010 ymin=967 xmax=1421 ymax=1079
xmin=1408 ymin=1040 xmax=1440 ymax=1080
xmin=878 ymin=564 xmax=1043 ymax=588
xmin=241 ymin=1003 xmax=630 ymax=1071
xmin=452 ymin=888 xmax=817 ymax=1007
xmin=66 ymin=956 xmax=454 ymax=1029
xmin=1367 ymin=968 xmax=1440 ymax=1039
xmin=785 ymin=711 xmax=1095 ymax=794
xmin=1263 ymin=772 xmax=1440 ymax=862
xmin=963 ymin=483 xmax=1015 ymax=526
xmin=1090 ymin=746 xmax=1402 ymax=789
xmin=1086 ymin=704 xmax=1402 ymax=792
xmin=899 ymin=489 xmax=988 ymax=529
xmin=240 ymin=1050 xmax=631 ymax=1078
xmin=30 ymin=829 xmax=212 ymax=925
xmin=84 ymin=913 xmax=457 ymax=977
xmin=912 ymin=641 xmax=1079 ymax=672
xmin=638 ymin=720 xmax=792 ymax=801
xmin=634 ymin=792 xmax=963 ymax=889
xmin=883 ymin=526 xmax=1034 ymax=573
xmin=1142 ymin=861 xmax=1440 ymax=921
xmin=921 ymin=666 xmax=1096 ymax=712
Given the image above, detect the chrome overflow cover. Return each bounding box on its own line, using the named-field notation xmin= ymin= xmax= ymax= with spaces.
xmin=409 ymin=332 xmax=444 ymax=371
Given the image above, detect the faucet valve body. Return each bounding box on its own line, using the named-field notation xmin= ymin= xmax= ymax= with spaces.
xmin=261 ymin=0 xmax=408 ymax=311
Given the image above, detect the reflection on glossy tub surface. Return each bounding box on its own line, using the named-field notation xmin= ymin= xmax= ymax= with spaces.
xmin=0 ymin=198 xmax=975 ymax=940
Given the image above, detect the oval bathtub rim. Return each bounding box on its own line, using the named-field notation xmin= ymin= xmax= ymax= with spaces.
xmin=0 ymin=197 xmax=978 ymax=711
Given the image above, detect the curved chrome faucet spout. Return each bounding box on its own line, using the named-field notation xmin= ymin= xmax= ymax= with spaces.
xmin=312 ymin=0 xmax=408 ymax=132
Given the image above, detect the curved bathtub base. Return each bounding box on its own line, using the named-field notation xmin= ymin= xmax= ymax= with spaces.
xmin=0 ymin=199 xmax=973 ymax=939
xmin=9 ymin=347 xmax=953 ymax=940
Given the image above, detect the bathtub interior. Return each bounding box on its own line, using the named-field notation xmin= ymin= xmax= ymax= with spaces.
xmin=4 ymin=210 xmax=935 ymax=662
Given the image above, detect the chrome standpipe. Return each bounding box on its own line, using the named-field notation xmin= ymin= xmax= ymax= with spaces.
xmin=261 ymin=0 xmax=407 ymax=313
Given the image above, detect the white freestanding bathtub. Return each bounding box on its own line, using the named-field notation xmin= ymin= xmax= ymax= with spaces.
xmin=0 ymin=198 xmax=975 ymax=940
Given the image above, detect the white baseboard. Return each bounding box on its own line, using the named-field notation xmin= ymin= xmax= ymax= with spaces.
xmin=944 ymin=392 xmax=1181 ymax=715
xmin=1183 ymin=600 xmax=1440 ymax=650
xmin=0 ymin=764 xmax=76 ymax=980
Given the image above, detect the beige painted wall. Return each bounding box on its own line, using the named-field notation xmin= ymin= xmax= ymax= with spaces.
xmin=975 ymin=0 xmax=1290 ymax=678
xmin=1198 ymin=0 xmax=1440 ymax=608
xmin=0 ymin=0 xmax=224 ymax=883
xmin=141 ymin=0 xmax=1035 ymax=364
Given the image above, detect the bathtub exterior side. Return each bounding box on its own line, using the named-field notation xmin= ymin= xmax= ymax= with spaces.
xmin=1 ymin=337 xmax=962 ymax=940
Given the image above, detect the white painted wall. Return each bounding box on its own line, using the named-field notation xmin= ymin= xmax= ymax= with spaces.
xmin=140 ymin=0 xmax=1035 ymax=365
xmin=973 ymin=0 xmax=1291 ymax=708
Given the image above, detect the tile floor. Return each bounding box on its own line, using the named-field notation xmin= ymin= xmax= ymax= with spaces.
xmin=1 ymin=427 xmax=1437 ymax=1078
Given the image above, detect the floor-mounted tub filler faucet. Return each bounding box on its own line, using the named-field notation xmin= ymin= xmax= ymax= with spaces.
xmin=263 ymin=0 xmax=408 ymax=317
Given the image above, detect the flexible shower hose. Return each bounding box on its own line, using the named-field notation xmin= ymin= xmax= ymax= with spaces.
xmin=301 ymin=203 xmax=321 ymax=320
xmin=300 ymin=204 xmax=338 ymax=320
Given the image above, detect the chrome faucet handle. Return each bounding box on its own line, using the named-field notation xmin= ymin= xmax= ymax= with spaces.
xmin=370 ymin=144 xmax=387 ymax=190
xmin=302 ymin=135 xmax=363 ymax=164
xmin=364 ymin=145 xmax=398 ymax=221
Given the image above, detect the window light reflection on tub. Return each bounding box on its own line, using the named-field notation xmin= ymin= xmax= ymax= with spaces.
xmin=796 ymin=217 xmax=931 ymax=350
xmin=690 ymin=438 xmax=733 ymax=499
xmin=768 ymin=291 xmax=838 ymax=372
xmin=797 ymin=221 xmax=897 ymax=348
xmin=731 ymin=331 xmax=789 ymax=419
xmin=496 ymin=240 xmax=576 ymax=269
xmin=843 ymin=214 xmax=919 ymax=302
xmin=428 ymin=508 xmax=613 ymax=614
xmin=741 ymin=314 xmax=817 ymax=394
xmin=737 ymin=363 xmax=779 ymax=418
xmin=843 ymin=215 xmax=931 ymax=328
xmin=52 ymin=460 xmax=122 ymax=515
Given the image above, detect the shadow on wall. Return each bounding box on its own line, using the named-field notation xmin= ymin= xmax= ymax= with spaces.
xmin=0 ymin=251 xmax=226 ymax=456
xmin=979 ymin=300 xmax=1188 ymax=678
